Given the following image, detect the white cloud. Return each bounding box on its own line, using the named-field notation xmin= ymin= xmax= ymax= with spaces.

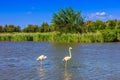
xmin=96 ymin=12 xmax=106 ymax=16
xmin=100 ymin=12 xmax=106 ymax=16
xmin=94 ymin=12 xmax=106 ymax=16
xmin=85 ymin=11 xmax=117 ymax=21
xmin=96 ymin=12 xmax=99 ymax=15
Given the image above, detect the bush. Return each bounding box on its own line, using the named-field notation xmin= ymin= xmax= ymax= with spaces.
xmin=100 ymin=29 xmax=117 ymax=42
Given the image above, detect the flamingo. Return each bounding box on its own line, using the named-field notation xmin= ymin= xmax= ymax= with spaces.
xmin=36 ymin=55 xmax=47 ymax=67
xmin=63 ymin=47 xmax=72 ymax=67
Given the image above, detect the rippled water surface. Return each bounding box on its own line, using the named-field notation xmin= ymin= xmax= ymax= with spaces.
xmin=0 ymin=42 xmax=120 ymax=80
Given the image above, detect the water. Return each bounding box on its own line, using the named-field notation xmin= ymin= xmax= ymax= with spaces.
xmin=0 ymin=42 xmax=120 ymax=80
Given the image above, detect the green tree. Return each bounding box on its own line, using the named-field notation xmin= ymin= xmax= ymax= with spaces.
xmin=105 ymin=20 xmax=116 ymax=29
xmin=3 ymin=25 xmax=15 ymax=32
xmin=115 ymin=20 xmax=120 ymax=29
xmin=52 ymin=7 xmax=84 ymax=33
xmin=40 ymin=22 xmax=50 ymax=32
xmin=84 ymin=20 xmax=95 ymax=32
xmin=15 ymin=26 xmax=21 ymax=32
xmin=32 ymin=25 xmax=39 ymax=32
xmin=0 ymin=25 xmax=3 ymax=32
xmin=94 ymin=20 xmax=106 ymax=30
xmin=22 ymin=24 xmax=38 ymax=32
xmin=49 ymin=24 xmax=55 ymax=32
xmin=22 ymin=28 xmax=28 ymax=32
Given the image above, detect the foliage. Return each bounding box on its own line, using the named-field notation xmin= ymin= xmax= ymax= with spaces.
xmin=0 ymin=25 xmax=3 ymax=32
xmin=39 ymin=22 xmax=50 ymax=32
xmin=22 ymin=24 xmax=38 ymax=32
xmin=52 ymin=7 xmax=84 ymax=33
xmin=0 ymin=31 xmax=119 ymax=43
xmin=3 ymin=25 xmax=21 ymax=32
xmin=100 ymin=29 xmax=117 ymax=42
xmin=105 ymin=20 xmax=116 ymax=29
xmin=11 ymin=34 xmax=33 ymax=41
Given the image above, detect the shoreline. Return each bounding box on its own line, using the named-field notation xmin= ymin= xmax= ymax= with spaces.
xmin=0 ymin=31 xmax=120 ymax=43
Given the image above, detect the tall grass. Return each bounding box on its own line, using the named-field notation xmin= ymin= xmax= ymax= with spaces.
xmin=116 ymin=30 xmax=120 ymax=41
xmin=78 ymin=31 xmax=104 ymax=43
xmin=11 ymin=34 xmax=33 ymax=41
xmin=0 ymin=31 xmax=119 ymax=43
xmin=33 ymin=33 xmax=54 ymax=42
xmin=0 ymin=34 xmax=11 ymax=41
xmin=54 ymin=33 xmax=78 ymax=43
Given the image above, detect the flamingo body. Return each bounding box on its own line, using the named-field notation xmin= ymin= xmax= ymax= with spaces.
xmin=63 ymin=56 xmax=71 ymax=61
xmin=36 ymin=55 xmax=47 ymax=61
xmin=63 ymin=47 xmax=72 ymax=62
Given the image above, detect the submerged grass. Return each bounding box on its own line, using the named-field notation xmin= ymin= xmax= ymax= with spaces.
xmin=0 ymin=31 xmax=120 ymax=43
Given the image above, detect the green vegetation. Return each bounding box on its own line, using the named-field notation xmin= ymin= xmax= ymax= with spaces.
xmin=0 ymin=7 xmax=120 ymax=43
xmin=0 ymin=30 xmax=119 ymax=43
xmin=52 ymin=7 xmax=84 ymax=33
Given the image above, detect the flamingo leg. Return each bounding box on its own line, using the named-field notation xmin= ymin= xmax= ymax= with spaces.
xmin=65 ymin=60 xmax=68 ymax=68
xmin=40 ymin=60 xmax=43 ymax=68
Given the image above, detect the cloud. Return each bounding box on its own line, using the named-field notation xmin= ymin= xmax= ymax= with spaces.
xmin=96 ymin=12 xmax=106 ymax=16
xmin=86 ymin=11 xmax=117 ymax=21
xmin=91 ymin=11 xmax=106 ymax=18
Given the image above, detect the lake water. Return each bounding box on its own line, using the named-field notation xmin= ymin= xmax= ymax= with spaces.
xmin=0 ymin=42 xmax=120 ymax=80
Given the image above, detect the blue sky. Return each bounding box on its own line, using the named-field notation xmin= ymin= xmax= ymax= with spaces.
xmin=0 ymin=0 xmax=120 ymax=28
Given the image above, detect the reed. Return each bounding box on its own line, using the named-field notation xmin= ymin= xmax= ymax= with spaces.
xmin=54 ymin=33 xmax=78 ymax=43
xmin=0 ymin=31 xmax=119 ymax=43
xmin=116 ymin=30 xmax=120 ymax=41
xmin=11 ymin=33 xmax=33 ymax=41
xmin=33 ymin=33 xmax=54 ymax=42
xmin=78 ymin=31 xmax=104 ymax=43
xmin=0 ymin=34 xmax=11 ymax=41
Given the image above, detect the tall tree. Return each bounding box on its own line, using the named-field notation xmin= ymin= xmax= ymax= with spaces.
xmin=0 ymin=25 xmax=3 ymax=32
xmin=84 ymin=20 xmax=95 ymax=32
xmin=115 ymin=20 xmax=120 ymax=29
xmin=105 ymin=20 xmax=116 ymax=29
xmin=22 ymin=24 xmax=39 ymax=32
xmin=49 ymin=24 xmax=55 ymax=32
xmin=15 ymin=26 xmax=21 ymax=32
xmin=3 ymin=25 xmax=15 ymax=32
xmin=40 ymin=22 xmax=50 ymax=32
xmin=52 ymin=7 xmax=84 ymax=33
xmin=94 ymin=20 xmax=106 ymax=30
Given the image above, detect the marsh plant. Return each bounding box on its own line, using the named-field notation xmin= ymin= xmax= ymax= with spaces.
xmin=0 ymin=30 xmax=119 ymax=43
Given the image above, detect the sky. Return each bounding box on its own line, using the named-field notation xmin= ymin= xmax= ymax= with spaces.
xmin=0 ymin=0 xmax=120 ymax=28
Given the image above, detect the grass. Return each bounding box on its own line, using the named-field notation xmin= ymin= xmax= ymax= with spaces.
xmin=0 ymin=31 xmax=120 ymax=43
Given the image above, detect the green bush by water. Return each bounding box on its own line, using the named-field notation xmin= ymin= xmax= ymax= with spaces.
xmin=33 ymin=33 xmax=54 ymax=42
xmin=0 ymin=31 xmax=120 ymax=43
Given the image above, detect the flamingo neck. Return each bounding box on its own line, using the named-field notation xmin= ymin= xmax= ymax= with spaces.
xmin=69 ymin=49 xmax=72 ymax=58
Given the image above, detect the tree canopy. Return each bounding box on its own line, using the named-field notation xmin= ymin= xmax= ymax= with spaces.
xmin=52 ymin=7 xmax=84 ymax=33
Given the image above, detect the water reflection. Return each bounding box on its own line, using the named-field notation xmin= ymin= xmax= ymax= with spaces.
xmin=64 ymin=68 xmax=72 ymax=80
xmin=37 ymin=66 xmax=46 ymax=80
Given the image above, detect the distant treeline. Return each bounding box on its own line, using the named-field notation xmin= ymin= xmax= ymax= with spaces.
xmin=0 ymin=7 xmax=120 ymax=43
xmin=0 ymin=19 xmax=120 ymax=33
